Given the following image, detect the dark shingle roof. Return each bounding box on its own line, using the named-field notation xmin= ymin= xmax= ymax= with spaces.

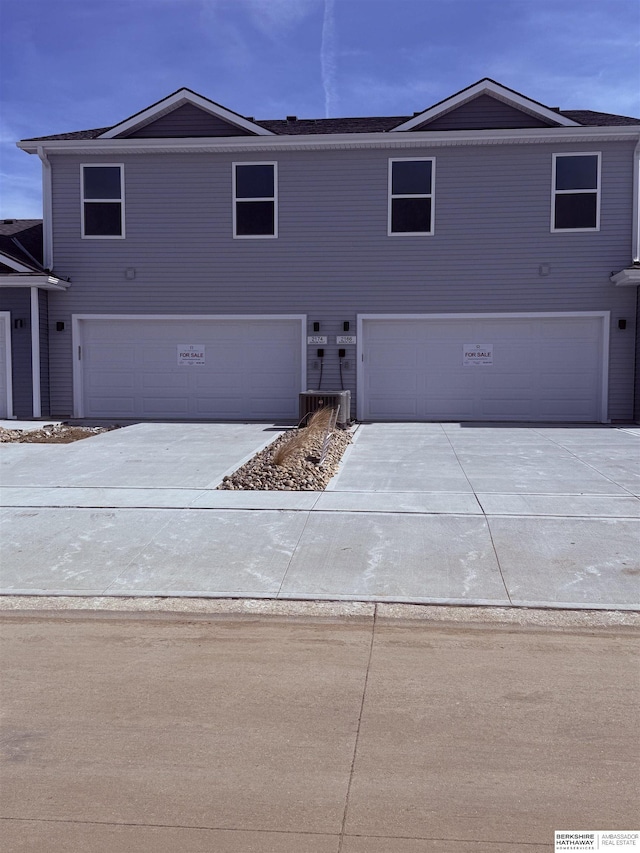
xmin=23 ymin=127 xmax=112 ymax=141
xmin=0 ymin=220 xmax=44 ymax=269
xmin=20 ymin=108 xmax=640 ymax=142
xmin=561 ymin=110 xmax=640 ymax=126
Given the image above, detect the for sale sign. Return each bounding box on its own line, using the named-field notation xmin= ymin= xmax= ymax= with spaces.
xmin=177 ymin=344 xmax=205 ymax=366
xmin=463 ymin=343 xmax=493 ymax=366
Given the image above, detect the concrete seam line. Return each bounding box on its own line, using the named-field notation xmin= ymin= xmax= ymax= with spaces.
xmin=275 ymin=509 xmax=314 ymax=598
xmin=338 ymin=603 xmax=377 ymax=852
xmin=529 ymin=425 xmax=639 ymax=499
xmin=438 ymin=425 xmax=513 ymax=605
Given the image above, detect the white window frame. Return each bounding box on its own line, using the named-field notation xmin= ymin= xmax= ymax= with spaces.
xmin=551 ymin=152 xmax=601 ymax=233
xmin=232 ymin=161 xmax=278 ymax=239
xmin=81 ymin=164 xmax=126 ymax=239
xmin=388 ymin=157 xmax=435 ymax=237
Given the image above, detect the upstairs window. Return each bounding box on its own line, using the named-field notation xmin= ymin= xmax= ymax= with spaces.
xmin=552 ymin=153 xmax=600 ymax=232
xmin=388 ymin=158 xmax=434 ymax=235
xmin=233 ymin=162 xmax=277 ymax=237
xmin=81 ymin=165 xmax=125 ymax=238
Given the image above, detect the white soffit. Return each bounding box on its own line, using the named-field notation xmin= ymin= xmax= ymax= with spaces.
xmin=98 ymin=88 xmax=275 ymax=139
xmin=390 ymin=79 xmax=581 ymax=132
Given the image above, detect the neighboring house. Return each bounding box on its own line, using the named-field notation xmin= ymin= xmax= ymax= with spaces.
xmin=0 ymin=219 xmax=68 ymax=419
xmin=6 ymin=78 xmax=640 ymax=423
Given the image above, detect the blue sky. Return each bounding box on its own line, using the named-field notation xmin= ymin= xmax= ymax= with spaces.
xmin=1 ymin=0 xmax=639 ymax=218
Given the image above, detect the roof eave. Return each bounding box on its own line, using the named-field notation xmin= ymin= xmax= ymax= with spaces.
xmin=17 ymin=124 xmax=640 ymax=155
xmin=0 ymin=273 xmax=69 ymax=290
xmin=611 ymin=267 xmax=640 ymax=286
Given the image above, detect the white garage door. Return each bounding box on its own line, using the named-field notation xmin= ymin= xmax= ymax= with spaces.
xmin=361 ymin=314 xmax=607 ymax=422
xmin=76 ymin=316 xmax=304 ymax=420
xmin=0 ymin=313 xmax=11 ymax=419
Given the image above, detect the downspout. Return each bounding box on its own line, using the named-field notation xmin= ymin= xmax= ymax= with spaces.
xmin=633 ymin=137 xmax=640 ymax=423
xmin=34 ymin=146 xmax=51 ymax=419
xmin=30 ymin=287 xmax=41 ymax=418
xmin=633 ymin=137 xmax=640 ymax=262
xmin=37 ymin=146 xmax=53 ymax=270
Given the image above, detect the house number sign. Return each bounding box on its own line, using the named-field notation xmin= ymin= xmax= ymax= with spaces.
xmin=178 ymin=344 xmax=206 ymax=366
xmin=463 ymin=343 xmax=493 ymax=366
xmin=307 ymin=335 xmax=327 ymax=345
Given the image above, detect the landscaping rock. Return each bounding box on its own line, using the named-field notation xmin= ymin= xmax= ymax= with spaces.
xmin=0 ymin=424 xmax=118 ymax=444
xmin=217 ymin=420 xmax=353 ymax=491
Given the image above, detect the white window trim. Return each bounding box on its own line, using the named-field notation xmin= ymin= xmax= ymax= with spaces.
xmin=232 ymin=161 xmax=278 ymax=239
xmin=81 ymin=163 xmax=126 ymax=239
xmin=388 ymin=157 xmax=435 ymax=237
xmin=551 ymin=152 xmax=601 ymax=233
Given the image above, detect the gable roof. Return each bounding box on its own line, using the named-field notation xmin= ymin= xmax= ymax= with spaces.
xmin=98 ymin=88 xmax=275 ymax=139
xmin=19 ymin=81 xmax=640 ymax=143
xmin=0 ymin=220 xmax=44 ymax=271
xmin=391 ymin=79 xmax=581 ymax=131
xmin=0 ymin=219 xmax=69 ymax=287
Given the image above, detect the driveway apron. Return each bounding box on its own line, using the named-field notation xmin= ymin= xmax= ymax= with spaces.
xmin=1 ymin=422 xmax=638 ymax=609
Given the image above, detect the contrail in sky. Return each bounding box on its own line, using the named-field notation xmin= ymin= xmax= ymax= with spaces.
xmin=321 ymin=0 xmax=337 ymax=118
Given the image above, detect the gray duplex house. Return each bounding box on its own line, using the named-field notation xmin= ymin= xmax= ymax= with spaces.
xmin=4 ymin=78 xmax=640 ymax=423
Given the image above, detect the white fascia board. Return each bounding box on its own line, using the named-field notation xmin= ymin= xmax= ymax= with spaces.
xmin=0 ymin=275 xmax=68 ymax=290
xmin=391 ymin=80 xmax=581 ymax=131
xmin=18 ymin=125 xmax=639 ymax=156
xmin=0 ymin=252 xmax=33 ymax=272
xmin=98 ymin=89 xmax=274 ymax=138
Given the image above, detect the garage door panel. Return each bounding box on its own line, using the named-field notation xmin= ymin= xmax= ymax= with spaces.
xmin=425 ymin=398 xmax=475 ymax=419
xmin=362 ymin=316 xmax=604 ymax=422
xmin=141 ymin=397 xmax=190 ymax=417
xmin=370 ymin=369 xmax=418 ymax=395
xmin=195 ymin=398 xmax=245 ymax=417
xmin=540 ymin=399 xmax=596 ymax=417
xmin=369 ymin=399 xmax=419 ymax=418
xmin=88 ymin=344 xmax=136 ymax=367
xmin=88 ymin=396 xmax=137 ymax=416
xmin=480 ymin=398 xmax=535 ymax=418
xmin=540 ymin=319 xmax=595 ymax=340
xmin=79 ymin=318 xmax=302 ymax=420
xmin=368 ymin=344 xmax=418 ymax=369
xmin=86 ymin=372 xmax=136 ymax=393
xmin=139 ymin=372 xmax=188 ymax=391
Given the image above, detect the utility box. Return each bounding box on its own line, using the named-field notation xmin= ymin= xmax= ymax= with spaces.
xmin=299 ymin=390 xmax=351 ymax=426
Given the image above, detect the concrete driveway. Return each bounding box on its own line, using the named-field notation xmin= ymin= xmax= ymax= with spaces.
xmin=1 ymin=421 xmax=639 ymax=609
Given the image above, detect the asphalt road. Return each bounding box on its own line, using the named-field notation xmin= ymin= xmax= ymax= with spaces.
xmin=1 ymin=608 xmax=638 ymax=852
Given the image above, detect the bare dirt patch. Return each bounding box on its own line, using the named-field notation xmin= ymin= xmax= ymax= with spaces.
xmin=0 ymin=424 xmax=118 ymax=444
xmin=218 ymin=409 xmax=354 ymax=491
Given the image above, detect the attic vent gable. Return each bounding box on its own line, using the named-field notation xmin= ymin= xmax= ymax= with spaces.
xmin=390 ymin=79 xmax=580 ymax=132
xmin=116 ymin=102 xmax=255 ymax=138
xmin=412 ymin=93 xmax=558 ymax=131
xmin=98 ymin=88 xmax=274 ymax=138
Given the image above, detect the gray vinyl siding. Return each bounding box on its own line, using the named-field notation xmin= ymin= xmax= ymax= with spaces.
xmin=46 ymin=138 xmax=637 ymax=420
xmin=121 ymin=104 xmax=253 ymax=138
xmin=416 ymin=95 xmax=554 ymax=130
xmin=0 ymin=288 xmax=32 ymax=417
